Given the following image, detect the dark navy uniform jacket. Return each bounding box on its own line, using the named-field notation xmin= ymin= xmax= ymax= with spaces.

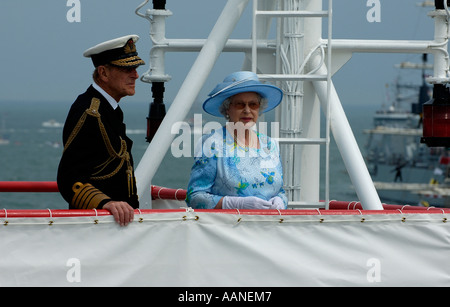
xmin=57 ymin=85 xmax=139 ymax=209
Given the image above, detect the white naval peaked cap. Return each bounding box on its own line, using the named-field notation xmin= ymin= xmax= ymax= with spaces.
xmin=83 ymin=34 xmax=145 ymax=68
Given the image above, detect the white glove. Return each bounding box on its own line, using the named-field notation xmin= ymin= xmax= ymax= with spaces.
xmin=269 ymin=196 xmax=286 ymax=209
xmin=222 ymin=196 xmax=272 ymax=209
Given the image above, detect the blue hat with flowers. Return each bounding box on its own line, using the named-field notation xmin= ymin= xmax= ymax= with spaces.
xmin=202 ymin=71 xmax=283 ymax=117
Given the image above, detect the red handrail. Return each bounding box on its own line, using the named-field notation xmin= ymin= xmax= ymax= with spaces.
xmin=0 ymin=181 xmax=59 ymax=192
xmin=0 ymin=181 xmax=188 ymax=200
xmin=0 ymin=207 xmax=449 ymax=218
xmin=1 ymin=181 xmax=450 ymax=215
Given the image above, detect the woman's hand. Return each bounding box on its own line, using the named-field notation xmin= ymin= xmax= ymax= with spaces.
xmin=221 ymin=196 xmax=272 ymax=209
xmin=269 ymin=196 xmax=286 ymax=209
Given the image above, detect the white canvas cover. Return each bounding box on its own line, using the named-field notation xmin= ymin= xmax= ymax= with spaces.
xmin=1 ymin=201 xmax=449 ymax=287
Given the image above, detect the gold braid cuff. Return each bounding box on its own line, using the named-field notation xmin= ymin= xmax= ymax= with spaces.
xmin=71 ymin=182 xmax=110 ymax=209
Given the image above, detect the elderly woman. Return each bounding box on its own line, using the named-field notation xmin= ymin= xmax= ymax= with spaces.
xmin=186 ymin=71 xmax=288 ymax=210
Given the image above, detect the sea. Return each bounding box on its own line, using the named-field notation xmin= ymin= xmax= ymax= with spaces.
xmin=0 ymin=100 xmax=379 ymax=209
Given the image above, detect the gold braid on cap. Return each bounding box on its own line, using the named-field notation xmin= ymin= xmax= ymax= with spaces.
xmin=110 ymin=56 xmax=145 ymax=67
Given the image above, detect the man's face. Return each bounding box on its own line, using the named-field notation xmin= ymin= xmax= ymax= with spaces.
xmin=99 ymin=65 xmax=139 ymax=102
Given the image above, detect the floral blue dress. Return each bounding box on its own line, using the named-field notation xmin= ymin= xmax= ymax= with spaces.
xmin=186 ymin=126 xmax=287 ymax=209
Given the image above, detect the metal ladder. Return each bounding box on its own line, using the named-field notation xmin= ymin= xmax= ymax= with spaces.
xmin=250 ymin=0 xmax=333 ymax=208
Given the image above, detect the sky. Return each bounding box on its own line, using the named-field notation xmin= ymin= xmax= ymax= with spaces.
xmin=0 ymin=0 xmax=438 ymax=112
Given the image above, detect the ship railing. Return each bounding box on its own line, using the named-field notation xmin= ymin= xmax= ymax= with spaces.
xmin=2 ymin=181 xmax=450 ymax=215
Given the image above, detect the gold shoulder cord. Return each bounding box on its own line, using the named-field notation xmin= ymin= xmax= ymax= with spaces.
xmin=90 ymin=107 xmax=134 ymax=197
xmin=63 ymin=98 xmax=101 ymax=152
xmin=64 ymin=98 xmax=135 ymax=198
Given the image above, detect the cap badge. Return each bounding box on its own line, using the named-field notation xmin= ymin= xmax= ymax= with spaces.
xmin=124 ymin=39 xmax=136 ymax=54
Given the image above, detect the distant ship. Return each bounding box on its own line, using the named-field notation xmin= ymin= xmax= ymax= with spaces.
xmin=364 ymin=54 xmax=450 ymax=207
xmin=41 ymin=119 xmax=63 ymax=128
xmin=0 ymin=137 xmax=9 ymax=145
xmin=0 ymin=115 xmax=10 ymax=145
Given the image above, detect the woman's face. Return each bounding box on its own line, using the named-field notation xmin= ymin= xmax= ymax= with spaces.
xmin=227 ymin=92 xmax=260 ymax=126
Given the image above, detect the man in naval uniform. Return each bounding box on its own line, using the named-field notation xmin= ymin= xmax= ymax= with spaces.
xmin=57 ymin=35 xmax=145 ymax=226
